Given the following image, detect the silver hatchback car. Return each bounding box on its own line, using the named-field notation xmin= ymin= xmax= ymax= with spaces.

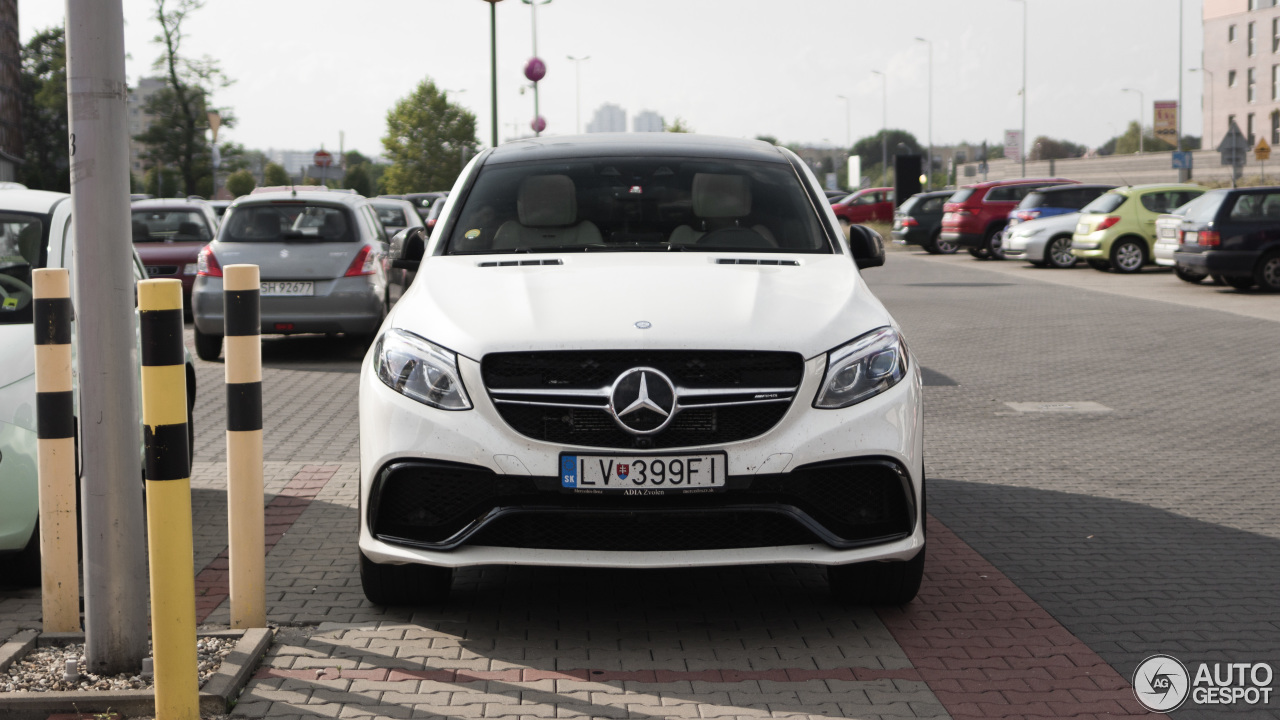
xmin=190 ymin=188 xmax=393 ymax=360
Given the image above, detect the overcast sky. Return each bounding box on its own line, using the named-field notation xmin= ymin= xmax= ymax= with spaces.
xmin=21 ymin=0 xmax=1205 ymax=157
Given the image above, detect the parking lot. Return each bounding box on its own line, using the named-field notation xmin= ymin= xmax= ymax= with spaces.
xmin=6 ymin=247 xmax=1276 ymax=719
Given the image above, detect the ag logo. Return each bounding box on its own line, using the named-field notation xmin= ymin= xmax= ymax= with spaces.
xmin=1134 ymin=654 xmax=1190 ymax=713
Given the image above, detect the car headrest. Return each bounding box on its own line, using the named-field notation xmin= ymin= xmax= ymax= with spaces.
xmin=131 ymin=220 xmax=152 ymax=240
xmin=693 ymin=173 xmax=751 ymax=218
xmin=518 ymin=175 xmax=577 ymax=227
xmin=177 ymin=222 xmax=204 ymax=238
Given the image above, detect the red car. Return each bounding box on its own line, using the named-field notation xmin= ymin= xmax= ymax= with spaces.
xmin=131 ymin=198 xmax=221 ymax=311
xmin=940 ymin=178 xmax=1075 ymax=259
xmin=830 ymin=187 xmax=894 ymax=232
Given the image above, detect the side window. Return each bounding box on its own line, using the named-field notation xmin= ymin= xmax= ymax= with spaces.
xmin=984 ymin=187 xmax=1013 ymax=202
xmin=361 ymin=206 xmax=385 ymax=242
xmin=920 ymin=197 xmax=942 ymax=214
xmin=1140 ymin=192 xmax=1178 ymax=214
xmin=1231 ymin=192 xmax=1280 ymax=220
xmin=1174 ymin=191 xmax=1203 ymax=208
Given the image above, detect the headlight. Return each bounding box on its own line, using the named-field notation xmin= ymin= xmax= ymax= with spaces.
xmin=814 ymin=326 xmax=908 ymax=409
xmin=374 ymin=329 xmax=471 ymax=410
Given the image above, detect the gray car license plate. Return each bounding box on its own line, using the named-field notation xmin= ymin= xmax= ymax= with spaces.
xmin=559 ymin=453 xmax=726 ymax=494
xmin=260 ymin=281 xmax=314 ymax=296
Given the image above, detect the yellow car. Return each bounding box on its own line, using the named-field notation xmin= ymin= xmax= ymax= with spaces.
xmin=1071 ymin=184 xmax=1204 ymax=273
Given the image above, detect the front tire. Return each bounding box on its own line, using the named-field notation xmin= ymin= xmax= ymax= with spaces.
xmin=1110 ymin=238 xmax=1147 ymax=274
xmin=828 ymin=546 xmax=925 ymax=605
xmin=194 ymin=327 xmax=222 ymax=361
xmin=1224 ymin=274 xmax=1256 ymax=290
xmin=1254 ymin=251 xmax=1280 ymax=291
xmin=1045 ymin=236 xmax=1078 ymax=269
xmin=933 ymin=232 xmax=959 ymax=255
xmin=360 ymin=552 xmax=452 ymax=605
xmin=1174 ymin=266 xmax=1208 ymax=284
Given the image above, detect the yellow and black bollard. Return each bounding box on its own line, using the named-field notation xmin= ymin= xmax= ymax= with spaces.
xmin=32 ymin=268 xmax=80 ymax=633
xmin=139 ymin=278 xmax=198 ymax=719
xmin=223 ymin=264 xmax=265 ymax=629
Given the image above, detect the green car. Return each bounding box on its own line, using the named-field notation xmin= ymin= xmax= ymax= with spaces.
xmin=1071 ymin=184 xmax=1205 ymax=273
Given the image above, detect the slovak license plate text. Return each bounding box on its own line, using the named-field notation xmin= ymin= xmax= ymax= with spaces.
xmin=260 ymin=281 xmax=314 ymax=296
xmin=560 ymin=453 xmax=727 ymax=494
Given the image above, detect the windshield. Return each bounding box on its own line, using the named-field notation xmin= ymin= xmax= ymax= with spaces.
xmin=444 ymin=157 xmax=831 ymax=254
xmin=1081 ymin=192 xmax=1127 ymax=214
xmin=897 ymin=196 xmax=919 ymax=214
xmin=373 ymin=204 xmax=411 ymax=228
xmin=948 ymin=188 xmax=974 ymax=204
xmin=0 ymin=212 xmax=49 ymax=325
xmin=1180 ymin=191 xmax=1227 ymax=222
xmin=131 ymin=209 xmax=212 ymax=242
xmin=220 ymin=203 xmax=356 ymax=243
xmin=1017 ymin=192 xmax=1048 ymax=210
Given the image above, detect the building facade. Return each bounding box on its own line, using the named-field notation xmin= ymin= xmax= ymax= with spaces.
xmin=0 ymin=0 xmax=21 ymax=181
xmin=127 ymin=76 xmax=166 ymax=177
xmin=586 ymin=103 xmax=626 ymax=133
xmin=632 ymin=110 xmax=663 ymax=132
xmin=1203 ymin=0 xmax=1280 ymax=150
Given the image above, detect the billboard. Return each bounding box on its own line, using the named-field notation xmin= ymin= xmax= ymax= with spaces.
xmin=1003 ymin=130 xmax=1023 ymax=163
xmin=1154 ymin=101 xmax=1178 ymax=146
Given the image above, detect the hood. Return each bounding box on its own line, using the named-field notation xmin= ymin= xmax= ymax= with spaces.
xmin=390 ymin=253 xmax=892 ymax=360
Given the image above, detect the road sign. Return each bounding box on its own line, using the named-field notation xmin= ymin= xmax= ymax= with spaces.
xmin=1220 ymin=121 xmax=1249 ymax=167
xmin=1256 ymin=138 xmax=1271 ymax=161
xmin=1172 ymin=151 xmax=1193 ymax=169
xmin=314 ymin=149 xmax=333 ymax=168
xmin=1154 ymin=101 xmax=1178 ymax=146
xmin=1003 ymin=129 xmax=1022 ymax=163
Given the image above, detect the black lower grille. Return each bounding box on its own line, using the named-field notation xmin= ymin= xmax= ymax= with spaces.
xmin=370 ymin=459 xmax=914 ymax=551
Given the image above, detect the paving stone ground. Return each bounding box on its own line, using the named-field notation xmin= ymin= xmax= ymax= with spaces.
xmin=2 ymin=248 xmax=1278 ymax=718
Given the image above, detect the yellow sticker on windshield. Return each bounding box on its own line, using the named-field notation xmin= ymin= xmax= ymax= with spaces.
xmin=1 ymin=297 xmax=17 ymax=310
xmin=465 ymin=229 xmax=481 ymax=239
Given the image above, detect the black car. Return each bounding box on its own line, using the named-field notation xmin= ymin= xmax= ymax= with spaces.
xmin=891 ymin=190 xmax=953 ymax=253
xmin=1174 ymin=187 xmax=1280 ymax=291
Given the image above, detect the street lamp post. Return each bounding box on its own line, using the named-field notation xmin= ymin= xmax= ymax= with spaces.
xmin=567 ymin=55 xmax=590 ymax=134
xmin=871 ymin=69 xmax=887 ymax=186
xmin=523 ymin=0 xmax=551 ymax=135
xmin=482 ymin=1 xmax=504 ymax=148
xmin=1191 ymin=67 xmax=1215 ymax=149
xmin=836 ymin=95 xmax=851 ymax=148
xmin=1122 ymin=88 xmax=1145 ymax=153
xmin=914 ymin=37 xmax=933 ymax=190
xmin=1012 ymin=0 xmax=1027 ymax=176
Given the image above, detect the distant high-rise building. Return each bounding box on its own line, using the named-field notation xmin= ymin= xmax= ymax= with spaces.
xmin=633 ymin=110 xmax=664 ymax=133
xmin=127 ymin=77 xmax=167 ymax=177
xmin=0 ymin=0 xmax=22 ymax=181
xmin=586 ymin=103 xmax=626 ymax=133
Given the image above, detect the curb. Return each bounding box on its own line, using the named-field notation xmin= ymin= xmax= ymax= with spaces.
xmin=0 ymin=628 xmax=272 ymax=720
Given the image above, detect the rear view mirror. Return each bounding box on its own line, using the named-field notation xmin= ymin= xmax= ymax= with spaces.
xmin=390 ymin=227 xmax=426 ymax=270
xmin=847 ymin=224 xmax=885 ymax=269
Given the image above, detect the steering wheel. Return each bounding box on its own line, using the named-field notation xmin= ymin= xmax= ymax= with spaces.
xmin=0 ymin=274 xmax=33 ymax=310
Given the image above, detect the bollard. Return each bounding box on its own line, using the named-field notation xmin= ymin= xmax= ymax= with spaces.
xmin=32 ymin=269 xmax=80 ymax=633
xmin=138 ymin=278 xmax=198 ymax=720
xmin=223 ymin=265 xmax=265 ymax=629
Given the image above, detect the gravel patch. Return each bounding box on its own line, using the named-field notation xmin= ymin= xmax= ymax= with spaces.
xmin=0 ymin=636 xmax=235 ymax=692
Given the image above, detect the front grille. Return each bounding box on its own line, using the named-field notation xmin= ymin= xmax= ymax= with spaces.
xmin=370 ymin=459 xmax=914 ymax=551
xmin=482 ymin=351 xmax=805 ymax=449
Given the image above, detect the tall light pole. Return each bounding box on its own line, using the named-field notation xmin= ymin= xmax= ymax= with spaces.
xmin=1122 ymin=88 xmax=1145 ymax=153
xmin=1191 ymin=67 xmax=1215 ymax=149
xmin=915 ymin=37 xmax=933 ymax=190
xmin=482 ymin=0 xmax=503 ymax=148
xmin=523 ymin=0 xmax=551 ymax=136
xmin=1013 ymin=0 xmax=1027 ymax=177
xmin=836 ymin=94 xmax=851 ymax=148
xmin=567 ymin=55 xmax=590 ymax=134
xmin=871 ymin=69 xmax=887 ymax=186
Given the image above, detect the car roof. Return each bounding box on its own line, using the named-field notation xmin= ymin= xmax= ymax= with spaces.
xmin=1032 ymin=183 xmax=1117 ymax=194
xmin=232 ymin=190 xmax=366 ymax=207
xmin=1111 ymin=183 xmax=1204 ymax=195
xmin=911 ymin=190 xmax=955 ymax=198
xmin=132 ymin=198 xmax=208 ymax=211
xmin=961 ymin=178 xmax=1074 ymax=189
xmin=485 ymin=133 xmax=787 ymax=165
xmin=0 ymin=188 xmax=72 ymax=214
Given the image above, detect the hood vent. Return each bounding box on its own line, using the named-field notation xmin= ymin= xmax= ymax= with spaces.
xmin=477 ymin=259 xmax=563 ymax=267
xmin=715 ymin=258 xmax=799 ymax=266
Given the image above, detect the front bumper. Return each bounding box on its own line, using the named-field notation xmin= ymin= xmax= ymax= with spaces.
xmin=1174 ymin=249 xmax=1260 ymax=275
xmin=1153 ymin=240 xmax=1178 ymax=266
xmin=358 ymin=351 xmax=925 ymax=569
xmin=891 ymin=227 xmax=930 ymax=246
xmin=192 ymin=275 xmax=385 ymax=336
xmin=1002 ymin=233 xmax=1049 ymax=262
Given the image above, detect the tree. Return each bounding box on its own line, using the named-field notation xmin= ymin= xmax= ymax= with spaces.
xmin=18 ymin=27 xmax=69 ymax=192
xmin=133 ymin=0 xmax=233 ymax=196
xmin=263 ymin=162 xmax=290 ymax=186
xmin=850 ymin=129 xmax=922 ymax=183
xmin=143 ymin=165 xmax=182 ymax=197
xmin=381 ymin=78 xmax=478 ymax=194
xmin=1100 ymin=122 xmax=1175 ymax=156
xmin=343 ymin=164 xmax=373 ymax=197
xmin=225 ymin=169 xmax=255 ymax=197
xmin=1028 ymin=135 xmax=1087 ymax=161
xmin=665 ymin=117 xmax=693 ymax=133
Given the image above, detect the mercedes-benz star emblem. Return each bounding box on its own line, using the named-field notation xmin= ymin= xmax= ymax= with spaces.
xmin=608 ymin=367 xmax=677 ymax=435
xmin=635 ymin=321 xmax=651 ymax=329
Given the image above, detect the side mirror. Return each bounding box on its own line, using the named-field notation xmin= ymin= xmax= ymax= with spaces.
xmin=389 ymin=227 xmax=426 ymax=270
xmin=847 ymin=224 xmax=885 ymax=269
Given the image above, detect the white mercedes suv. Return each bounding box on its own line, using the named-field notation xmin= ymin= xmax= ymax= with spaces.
xmin=358 ymin=134 xmax=924 ymax=605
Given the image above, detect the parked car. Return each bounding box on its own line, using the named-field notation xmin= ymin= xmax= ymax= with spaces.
xmin=830 ymin=187 xmax=894 ymax=233
xmin=421 ymin=194 xmax=451 ymax=235
xmin=1003 ymin=212 xmax=1086 ymax=268
xmin=131 ymin=197 xmax=220 ymax=312
xmin=191 ymin=188 xmax=395 ymax=360
xmin=397 ymin=192 xmax=450 ymax=224
xmin=371 ymin=198 xmax=427 ymax=305
xmin=1071 ymin=184 xmax=1204 ymax=273
xmin=0 ymin=188 xmax=196 ymax=584
xmin=824 ymin=189 xmax=850 ymax=202
xmin=891 ymin=190 xmax=953 ymax=253
xmin=940 ymin=178 xmax=1075 ymax=259
xmin=1174 ymin=187 xmax=1280 ymax=291
xmin=1153 ymin=194 xmax=1218 ymax=283
xmin=208 ymin=200 xmax=231 ymax=218
xmin=359 ymin=134 xmax=923 ymax=606
xmin=1005 ymin=184 xmax=1117 ymax=232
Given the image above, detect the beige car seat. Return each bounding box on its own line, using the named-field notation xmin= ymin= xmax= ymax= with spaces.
xmin=493 ymin=175 xmax=602 ymax=250
xmin=669 ymin=173 xmax=777 ymax=248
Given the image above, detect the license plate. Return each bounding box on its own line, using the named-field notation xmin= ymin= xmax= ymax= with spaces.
xmin=559 ymin=453 xmax=726 ymax=494
xmin=260 ymin=281 xmax=314 ymax=296
xmin=1184 ymin=231 xmax=1198 ymax=244
xmin=1159 ymin=227 xmax=1175 ymax=238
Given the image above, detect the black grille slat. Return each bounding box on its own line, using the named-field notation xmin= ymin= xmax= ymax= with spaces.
xmin=483 ymin=351 xmax=803 ymax=449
